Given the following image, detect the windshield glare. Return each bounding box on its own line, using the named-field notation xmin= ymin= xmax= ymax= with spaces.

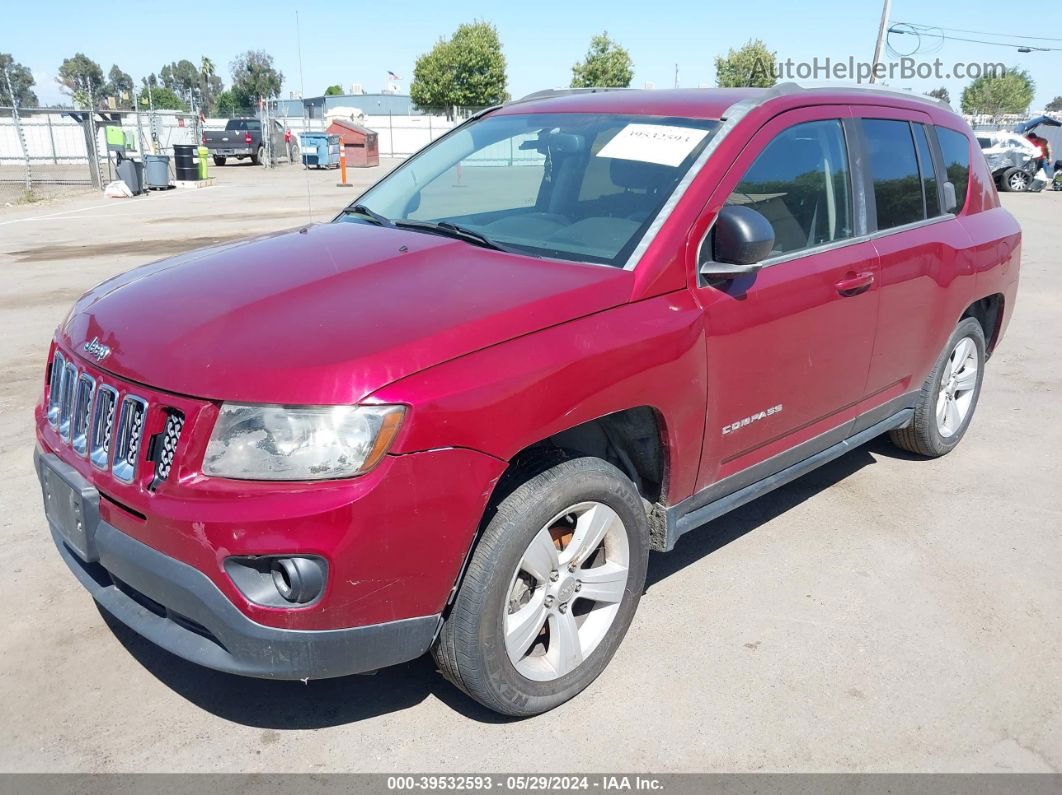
xmin=343 ymin=113 xmax=719 ymax=267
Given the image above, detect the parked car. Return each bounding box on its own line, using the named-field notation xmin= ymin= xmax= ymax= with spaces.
xmin=202 ymin=118 xmax=297 ymax=166
xmin=975 ymin=130 xmax=1043 ymax=192
xmin=35 ymin=85 xmax=1020 ymax=717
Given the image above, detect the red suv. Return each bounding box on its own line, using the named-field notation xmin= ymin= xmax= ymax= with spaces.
xmin=35 ymin=84 xmax=1020 ymax=716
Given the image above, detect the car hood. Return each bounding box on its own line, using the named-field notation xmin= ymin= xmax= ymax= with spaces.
xmin=59 ymin=222 xmax=634 ymax=404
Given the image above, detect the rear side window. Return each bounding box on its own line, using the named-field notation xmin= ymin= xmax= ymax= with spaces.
xmin=862 ymin=119 xmax=924 ymax=230
xmin=936 ymin=127 xmax=971 ymax=214
xmin=912 ymin=124 xmax=941 ymax=217
xmin=727 ymin=119 xmax=853 ymax=257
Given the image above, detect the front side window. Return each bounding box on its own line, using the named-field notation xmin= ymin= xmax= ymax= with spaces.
xmin=862 ymin=119 xmax=925 ymax=230
xmin=936 ymin=127 xmax=971 ymax=214
xmin=344 ymin=113 xmax=719 ymax=267
xmin=726 ymin=119 xmax=854 ymax=257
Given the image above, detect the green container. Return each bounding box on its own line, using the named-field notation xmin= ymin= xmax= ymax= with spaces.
xmin=197 ymin=146 xmax=209 ymax=179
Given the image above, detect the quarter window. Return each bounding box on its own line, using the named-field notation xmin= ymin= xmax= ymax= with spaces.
xmin=727 ymin=119 xmax=853 ymax=257
xmin=936 ymin=127 xmax=971 ymax=214
xmin=862 ymin=119 xmax=924 ymax=230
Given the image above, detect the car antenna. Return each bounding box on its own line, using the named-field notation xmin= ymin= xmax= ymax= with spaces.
xmin=295 ymin=9 xmax=313 ymax=225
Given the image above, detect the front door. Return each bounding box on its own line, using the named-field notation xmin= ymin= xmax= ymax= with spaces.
xmin=690 ymin=108 xmax=880 ymax=493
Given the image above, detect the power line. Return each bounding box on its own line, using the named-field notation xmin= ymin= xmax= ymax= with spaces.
xmin=889 ymin=24 xmax=1062 ymax=53
xmin=895 ymin=21 xmax=1062 ymax=44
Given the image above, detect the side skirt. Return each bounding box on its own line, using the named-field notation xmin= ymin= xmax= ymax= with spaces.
xmin=662 ymin=408 xmax=913 ymax=551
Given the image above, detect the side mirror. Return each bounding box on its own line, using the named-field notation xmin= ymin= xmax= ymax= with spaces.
xmin=942 ymin=181 xmax=958 ymax=214
xmin=700 ymin=205 xmax=775 ymax=277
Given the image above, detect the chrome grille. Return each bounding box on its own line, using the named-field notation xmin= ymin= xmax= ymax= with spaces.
xmin=112 ymin=396 xmax=147 ymax=484
xmin=89 ymin=385 xmax=118 ymax=470
xmin=71 ymin=373 xmax=96 ymax=456
xmin=58 ymin=362 xmax=77 ymax=440
xmin=47 ymin=352 xmax=66 ymax=427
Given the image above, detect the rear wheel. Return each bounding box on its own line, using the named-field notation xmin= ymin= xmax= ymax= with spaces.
xmin=1000 ymin=167 xmax=1030 ymax=192
xmin=251 ymin=145 xmax=264 ymax=166
xmin=433 ymin=457 xmax=649 ymax=717
xmin=889 ymin=317 xmax=986 ymax=457
xmin=212 ymin=155 xmax=226 ymax=167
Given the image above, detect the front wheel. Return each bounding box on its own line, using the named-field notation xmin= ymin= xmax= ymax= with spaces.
xmin=1000 ymin=167 xmax=1030 ymax=192
xmin=889 ymin=317 xmax=986 ymax=457
xmin=433 ymin=457 xmax=649 ymax=716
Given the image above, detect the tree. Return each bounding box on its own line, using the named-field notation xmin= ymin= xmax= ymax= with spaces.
xmin=106 ymin=65 xmax=133 ymax=106
xmin=1046 ymin=96 xmax=1062 ymax=113
xmin=324 ymin=84 xmax=344 ymax=95
xmin=410 ymin=21 xmax=508 ymax=109
xmin=961 ymin=68 xmax=1035 ymax=121
xmin=570 ymin=32 xmax=633 ymax=88
xmin=57 ymin=52 xmax=106 ymax=107
xmin=138 ymin=85 xmax=186 ymax=111
xmin=714 ymin=39 xmax=776 ymax=88
xmin=0 ymin=53 xmax=38 ymax=107
xmin=926 ymin=86 xmax=950 ymax=104
xmin=214 ymin=88 xmax=251 ymax=116
xmin=230 ymin=50 xmax=283 ymax=101
xmin=198 ymin=56 xmax=223 ymax=114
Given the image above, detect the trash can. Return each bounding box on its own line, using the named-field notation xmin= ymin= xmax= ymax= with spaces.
xmin=300 ymin=133 xmax=341 ymax=169
xmin=116 ymin=157 xmax=143 ymax=195
xmin=197 ymin=146 xmax=209 ymax=179
xmin=144 ymin=154 xmax=171 ymax=189
xmin=173 ymin=144 xmax=199 ymax=181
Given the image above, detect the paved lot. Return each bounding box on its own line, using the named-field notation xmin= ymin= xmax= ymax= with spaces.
xmin=0 ymin=165 xmax=1059 ymax=773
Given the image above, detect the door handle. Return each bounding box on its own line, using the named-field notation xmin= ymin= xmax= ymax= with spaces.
xmin=834 ymin=271 xmax=875 ymax=297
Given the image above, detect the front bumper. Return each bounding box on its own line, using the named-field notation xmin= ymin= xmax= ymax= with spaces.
xmin=36 ymin=448 xmax=439 ymax=679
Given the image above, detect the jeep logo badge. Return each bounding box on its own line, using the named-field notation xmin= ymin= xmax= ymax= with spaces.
xmin=83 ymin=337 xmax=111 ymax=362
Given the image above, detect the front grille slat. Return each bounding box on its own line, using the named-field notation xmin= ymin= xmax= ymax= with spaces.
xmin=71 ymin=373 xmax=96 ymax=456
xmin=46 ymin=352 xmax=66 ymax=427
xmin=111 ymin=395 xmax=147 ymax=484
xmin=58 ymin=362 xmax=77 ymax=440
xmin=150 ymin=411 xmax=185 ymax=489
xmin=89 ymin=385 xmax=118 ymax=471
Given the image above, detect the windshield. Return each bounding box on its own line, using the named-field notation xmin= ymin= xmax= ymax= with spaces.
xmin=339 ymin=113 xmax=719 ymax=267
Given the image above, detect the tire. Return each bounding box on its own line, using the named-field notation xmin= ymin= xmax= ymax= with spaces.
xmin=889 ymin=317 xmax=986 ymax=457
xmin=212 ymin=156 xmax=226 ymax=167
xmin=1000 ymin=167 xmax=1029 ymax=192
xmin=433 ymin=457 xmax=649 ymax=717
xmin=251 ymin=145 xmax=264 ymax=166
xmin=288 ymin=141 xmax=300 ymax=165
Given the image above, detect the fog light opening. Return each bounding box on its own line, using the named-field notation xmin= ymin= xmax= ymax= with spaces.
xmin=270 ymin=557 xmax=324 ymax=604
xmin=224 ymin=555 xmax=327 ymax=608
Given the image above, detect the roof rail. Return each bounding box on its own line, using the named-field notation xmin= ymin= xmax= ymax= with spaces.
xmin=510 ymin=87 xmax=636 ymax=107
xmin=763 ymin=81 xmax=952 ymax=109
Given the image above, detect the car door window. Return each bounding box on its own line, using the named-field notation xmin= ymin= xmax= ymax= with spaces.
xmin=935 ymin=127 xmax=971 ymax=214
xmin=862 ymin=119 xmax=925 ymax=230
xmin=912 ymin=124 xmax=941 ymax=217
xmin=726 ymin=119 xmax=853 ymax=256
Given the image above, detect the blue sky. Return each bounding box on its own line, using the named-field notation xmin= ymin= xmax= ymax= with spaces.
xmin=12 ymin=0 xmax=1062 ymax=109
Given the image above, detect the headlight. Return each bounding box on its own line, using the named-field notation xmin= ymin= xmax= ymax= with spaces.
xmin=203 ymin=403 xmax=405 ymax=481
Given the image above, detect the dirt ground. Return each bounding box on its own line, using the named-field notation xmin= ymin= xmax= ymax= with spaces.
xmin=0 ymin=162 xmax=1059 ymax=773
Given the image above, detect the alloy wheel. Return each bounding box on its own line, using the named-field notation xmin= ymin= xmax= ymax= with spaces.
xmin=936 ymin=336 xmax=979 ymax=437
xmin=504 ymin=501 xmax=630 ymax=682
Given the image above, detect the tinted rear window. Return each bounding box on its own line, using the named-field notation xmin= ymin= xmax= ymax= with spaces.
xmin=936 ymin=127 xmax=971 ymax=214
xmin=862 ymin=119 xmax=924 ymax=230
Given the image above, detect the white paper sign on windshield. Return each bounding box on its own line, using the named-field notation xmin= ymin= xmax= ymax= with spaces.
xmin=596 ymin=124 xmax=709 ymax=167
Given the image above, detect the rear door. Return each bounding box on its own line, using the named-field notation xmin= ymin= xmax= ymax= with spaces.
xmin=689 ymin=107 xmax=880 ymax=493
xmin=855 ymin=110 xmax=978 ymax=417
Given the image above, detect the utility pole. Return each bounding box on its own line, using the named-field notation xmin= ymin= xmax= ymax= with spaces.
xmin=296 ymin=10 xmax=306 ymax=100
xmin=870 ymin=0 xmax=893 ymax=84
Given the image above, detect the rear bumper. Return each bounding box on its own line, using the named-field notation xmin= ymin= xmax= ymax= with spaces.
xmin=37 ymin=448 xmax=439 ymax=680
xmin=209 ymin=147 xmax=254 ymax=156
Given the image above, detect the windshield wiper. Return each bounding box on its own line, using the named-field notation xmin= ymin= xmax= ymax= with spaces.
xmin=392 ymin=219 xmax=512 ymax=252
xmin=343 ymin=204 xmax=394 ymax=227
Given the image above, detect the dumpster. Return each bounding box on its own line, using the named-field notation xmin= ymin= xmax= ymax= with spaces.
xmin=144 ymin=154 xmax=171 ymax=189
xmin=325 ymin=119 xmax=380 ymax=167
xmin=300 ymin=133 xmax=341 ymax=169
